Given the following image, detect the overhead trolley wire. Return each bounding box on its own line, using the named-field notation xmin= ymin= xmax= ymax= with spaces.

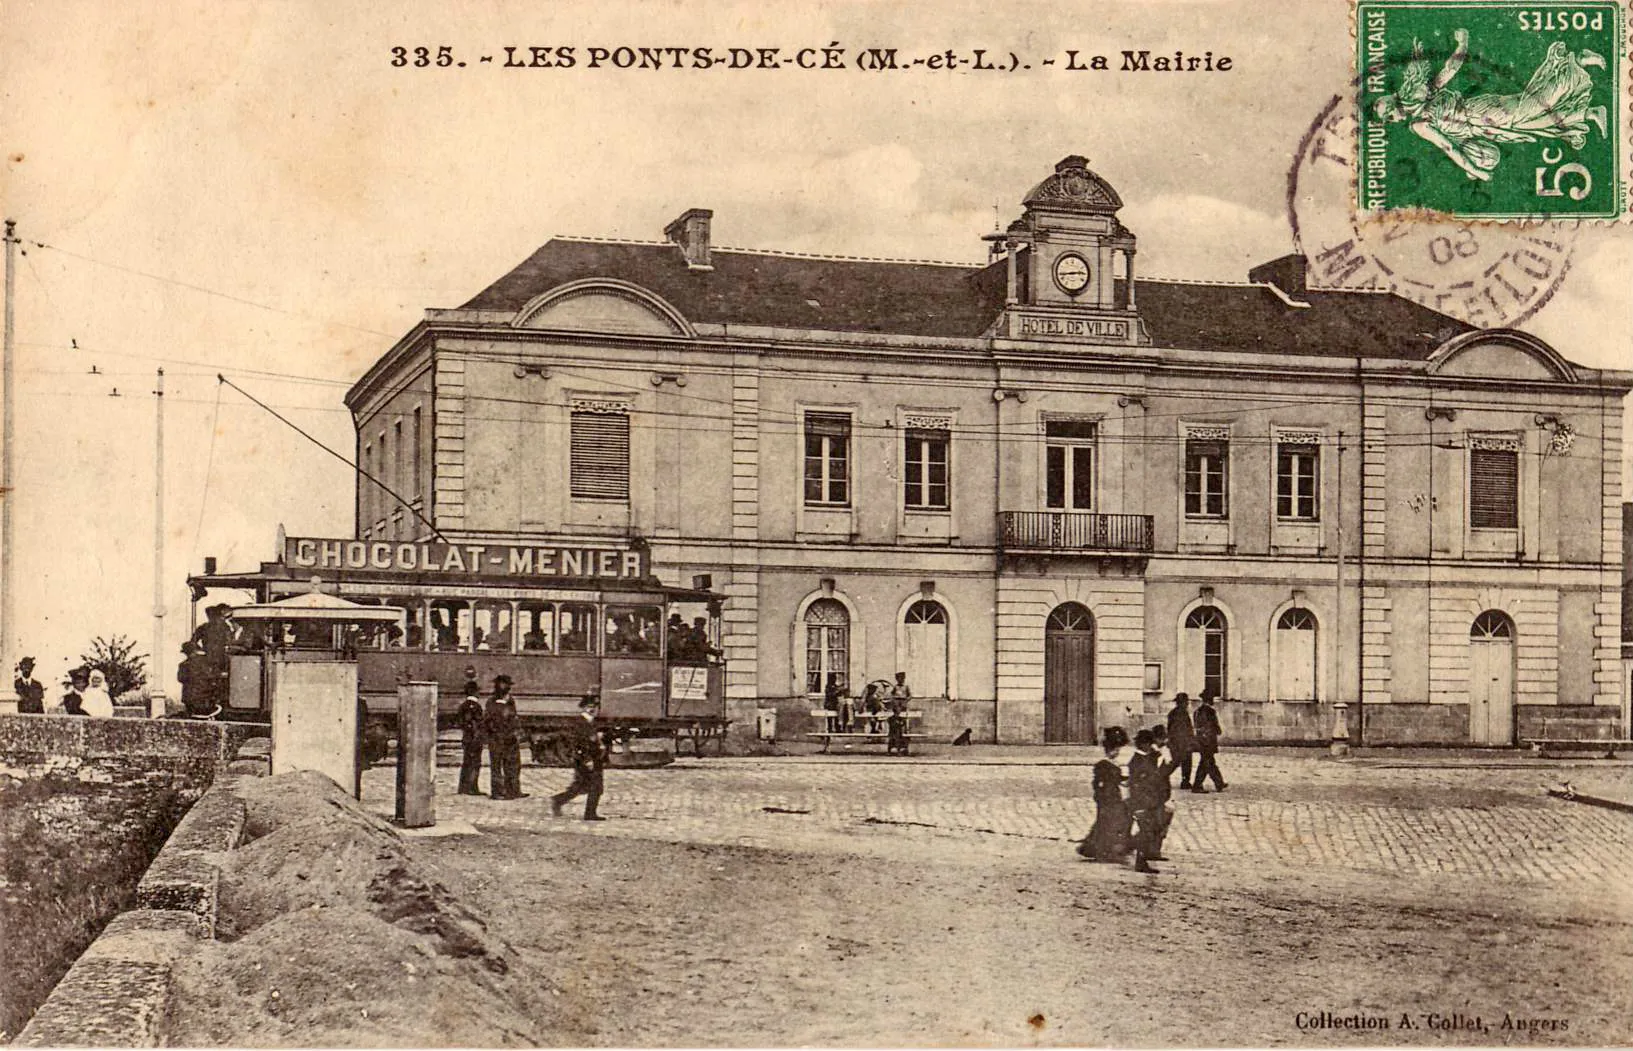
xmin=216 ymin=374 xmax=448 ymax=543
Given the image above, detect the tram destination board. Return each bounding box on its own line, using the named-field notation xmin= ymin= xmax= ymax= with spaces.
xmin=284 ymin=536 xmax=650 ymax=584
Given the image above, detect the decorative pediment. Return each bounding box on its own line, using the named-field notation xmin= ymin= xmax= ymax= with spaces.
xmin=1022 ymin=155 xmax=1123 ymax=214
xmin=513 ymin=279 xmax=693 ymax=337
xmin=1427 ymin=330 xmax=1576 ymax=383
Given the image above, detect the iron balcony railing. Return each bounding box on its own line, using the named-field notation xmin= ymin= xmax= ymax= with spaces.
xmin=999 ymin=511 xmax=1154 ymax=553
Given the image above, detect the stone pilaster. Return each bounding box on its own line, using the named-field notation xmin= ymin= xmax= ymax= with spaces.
xmin=432 ymin=353 xmax=466 ymax=532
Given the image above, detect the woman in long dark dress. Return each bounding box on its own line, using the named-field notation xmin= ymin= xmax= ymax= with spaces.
xmin=1079 ymin=726 xmax=1131 ymax=862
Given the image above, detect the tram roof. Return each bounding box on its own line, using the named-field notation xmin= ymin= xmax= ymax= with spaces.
xmin=187 ymin=562 xmax=723 ymax=603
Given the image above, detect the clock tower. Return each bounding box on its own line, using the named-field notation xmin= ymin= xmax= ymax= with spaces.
xmin=993 ymin=155 xmax=1147 ymax=345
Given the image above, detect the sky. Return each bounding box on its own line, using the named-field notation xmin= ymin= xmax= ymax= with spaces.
xmin=1 ymin=0 xmax=1629 ymax=692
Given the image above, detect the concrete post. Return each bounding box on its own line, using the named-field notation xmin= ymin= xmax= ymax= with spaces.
xmin=396 ymin=681 xmax=438 ymax=828
xmin=1330 ymin=700 xmax=1351 ymax=758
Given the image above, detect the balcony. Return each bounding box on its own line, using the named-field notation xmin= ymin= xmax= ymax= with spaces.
xmin=998 ymin=511 xmax=1153 ymax=554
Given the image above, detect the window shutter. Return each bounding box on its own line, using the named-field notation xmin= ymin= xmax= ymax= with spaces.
xmin=1469 ymin=448 xmax=1518 ymax=529
xmin=806 ymin=412 xmax=850 ymax=437
xmin=570 ymin=411 xmax=630 ymax=500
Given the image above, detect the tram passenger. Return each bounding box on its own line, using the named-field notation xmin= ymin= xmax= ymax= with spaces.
xmin=667 ymin=614 xmax=691 ymax=659
xmin=522 ymin=620 xmax=550 ymax=652
xmin=560 ymin=622 xmax=589 ymax=653
xmin=178 ymin=642 xmax=216 ymax=718
xmin=484 ymin=675 xmax=526 ymax=800
xmin=692 ymin=617 xmax=719 ymax=662
xmin=191 ymin=604 xmax=237 ymax=709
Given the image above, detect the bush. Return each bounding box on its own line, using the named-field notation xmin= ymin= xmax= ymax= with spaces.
xmin=79 ymin=635 xmax=148 ymax=698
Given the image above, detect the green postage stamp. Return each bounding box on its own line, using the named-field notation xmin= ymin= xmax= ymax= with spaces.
xmin=1356 ymin=0 xmax=1624 ymax=219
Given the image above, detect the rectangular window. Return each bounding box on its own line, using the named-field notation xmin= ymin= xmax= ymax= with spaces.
xmin=803 ymin=412 xmax=851 ymax=506
xmin=903 ymin=428 xmax=949 ymax=510
xmin=1045 ymin=420 xmax=1096 ymax=510
xmin=1184 ymin=439 xmax=1228 ymax=518
xmin=570 ymin=410 xmax=630 ymax=501
xmin=1275 ymin=443 xmax=1320 ymax=520
xmin=362 ymin=442 xmax=373 ymax=525
xmin=411 ymin=407 xmax=423 ymax=499
xmin=1469 ymin=447 xmax=1519 ymax=529
xmin=393 ymin=420 xmax=404 ymax=496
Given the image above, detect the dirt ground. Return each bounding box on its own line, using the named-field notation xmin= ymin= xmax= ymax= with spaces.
xmin=419 ymin=823 xmax=1633 ymax=1047
xmin=160 ymin=759 xmax=1633 ymax=1047
xmin=165 ymin=772 xmax=598 ymax=1047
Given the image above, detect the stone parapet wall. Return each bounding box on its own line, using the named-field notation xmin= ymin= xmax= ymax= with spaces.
xmin=13 ymin=733 xmax=269 ymax=1047
xmin=0 ymin=714 xmax=260 ymax=788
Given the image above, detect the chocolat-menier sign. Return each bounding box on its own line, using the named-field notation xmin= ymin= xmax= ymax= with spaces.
xmin=285 ymin=537 xmax=649 ymax=581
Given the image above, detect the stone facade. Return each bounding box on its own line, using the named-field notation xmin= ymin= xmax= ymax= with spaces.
xmin=344 ymin=158 xmax=1633 ymax=746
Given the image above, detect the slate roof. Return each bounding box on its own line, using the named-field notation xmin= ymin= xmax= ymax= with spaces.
xmin=459 ymin=238 xmax=1475 ymax=361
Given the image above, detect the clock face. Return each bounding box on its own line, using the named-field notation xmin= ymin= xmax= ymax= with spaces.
xmin=1054 ymin=253 xmax=1091 ymax=294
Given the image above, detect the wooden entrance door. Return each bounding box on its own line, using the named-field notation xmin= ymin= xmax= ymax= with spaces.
xmin=1044 ymin=603 xmax=1095 ymax=744
xmin=1468 ymin=610 xmax=1515 ymax=745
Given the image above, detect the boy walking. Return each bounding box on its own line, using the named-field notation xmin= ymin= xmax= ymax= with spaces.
xmin=552 ymin=688 xmax=610 ymax=820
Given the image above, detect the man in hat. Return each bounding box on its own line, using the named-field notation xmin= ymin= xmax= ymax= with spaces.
xmin=1191 ymin=688 xmax=1228 ymax=793
xmin=13 ymin=657 xmax=45 ymax=714
xmin=552 ymin=687 xmax=609 ymax=820
xmin=456 ymin=680 xmax=487 ymax=795
xmin=1165 ymin=692 xmax=1196 ymax=790
xmin=484 ymin=674 xmax=526 ymax=800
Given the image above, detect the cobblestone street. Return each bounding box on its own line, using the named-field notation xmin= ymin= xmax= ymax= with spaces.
xmin=369 ymin=749 xmax=1633 ymax=886
xmin=358 ymin=750 xmax=1633 ymax=1046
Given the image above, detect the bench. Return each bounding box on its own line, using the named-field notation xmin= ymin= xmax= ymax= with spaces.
xmin=1525 ymin=738 xmax=1633 ymax=759
xmin=806 ymin=709 xmax=929 ymax=753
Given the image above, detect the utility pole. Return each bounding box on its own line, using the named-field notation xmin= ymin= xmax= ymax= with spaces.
xmin=150 ymin=367 xmax=166 ymax=717
xmin=1331 ymin=430 xmax=1350 ymax=756
xmin=1 ymin=219 xmax=16 ymax=705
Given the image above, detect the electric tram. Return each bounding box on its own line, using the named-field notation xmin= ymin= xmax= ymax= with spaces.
xmin=186 ymin=535 xmax=729 ymax=759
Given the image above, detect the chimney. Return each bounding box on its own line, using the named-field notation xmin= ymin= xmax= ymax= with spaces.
xmin=664 ymin=208 xmax=714 ymax=270
xmin=1247 ymin=254 xmax=1309 ymax=298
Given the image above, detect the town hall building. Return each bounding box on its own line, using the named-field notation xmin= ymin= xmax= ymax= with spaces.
xmin=345 ymin=155 xmax=1630 ymax=746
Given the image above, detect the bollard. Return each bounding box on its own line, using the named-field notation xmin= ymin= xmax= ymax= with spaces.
xmin=396 ymin=681 xmax=439 ymax=828
xmin=1330 ymin=701 xmax=1351 ymax=758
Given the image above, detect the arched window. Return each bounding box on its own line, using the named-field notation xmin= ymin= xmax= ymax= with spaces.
xmin=902 ymin=600 xmax=949 ymax=698
xmin=1274 ymin=607 xmax=1318 ymax=701
xmin=1046 ymin=602 xmax=1094 ymax=633
xmin=1184 ymin=605 xmax=1228 ymax=700
xmin=805 ymin=598 xmax=849 ymax=695
xmin=1470 ymin=610 xmax=1514 ymax=639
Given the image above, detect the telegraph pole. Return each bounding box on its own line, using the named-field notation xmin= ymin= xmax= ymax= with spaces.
xmin=150 ymin=368 xmax=167 ymax=717
xmin=1 ymin=220 xmax=16 ymax=704
xmin=1331 ymin=431 xmax=1350 ymax=756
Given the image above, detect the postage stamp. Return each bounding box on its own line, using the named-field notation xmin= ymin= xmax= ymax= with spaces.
xmin=1355 ymin=0 xmax=1624 ymax=220
xmin=1293 ymin=94 xmax=1579 ymax=326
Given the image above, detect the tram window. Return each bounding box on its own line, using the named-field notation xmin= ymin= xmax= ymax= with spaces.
xmin=518 ymin=602 xmax=555 ymax=653
xmin=606 ymin=605 xmax=661 ymax=656
xmin=429 ymin=599 xmax=471 ymax=652
xmin=401 ymin=604 xmax=427 ymax=650
xmin=286 ymin=620 xmax=334 ymax=650
xmin=473 ymin=602 xmax=514 ymax=653
xmin=558 ymin=603 xmax=597 ymax=654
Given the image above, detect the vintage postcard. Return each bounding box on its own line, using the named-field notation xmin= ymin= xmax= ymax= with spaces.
xmin=2 ymin=0 xmax=1631 ymax=1047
